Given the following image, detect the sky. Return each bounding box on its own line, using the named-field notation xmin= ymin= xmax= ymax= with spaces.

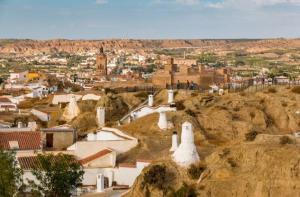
xmin=0 ymin=0 xmax=299 ymax=39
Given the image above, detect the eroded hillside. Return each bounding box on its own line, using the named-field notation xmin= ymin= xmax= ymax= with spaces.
xmin=121 ymin=86 xmax=300 ymax=197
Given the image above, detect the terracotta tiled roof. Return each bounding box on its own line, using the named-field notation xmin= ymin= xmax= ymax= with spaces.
xmin=79 ymin=148 xmax=112 ymax=165
xmin=0 ymin=105 xmax=16 ymax=108
xmin=0 ymin=97 xmax=11 ymax=103
xmin=0 ymin=132 xmax=41 ymax=150
xmin=18 ymin=156 xmax=39 ymax=170
xmin=136 ymin=159 xmax=152 ymax=163
xmin=18 ymin=155 xmax=78 ymax=170
xmin=118 ymin=163 xmax=136 ymax=168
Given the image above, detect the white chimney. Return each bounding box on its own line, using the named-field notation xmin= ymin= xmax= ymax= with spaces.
xmin=28 ymin=121 xmax=37 ymax=131
xmin=17 ymin=122 xmax=22 ymax=128
xmin=96 ymin=174 xmax=104 ymax=193
xmin=168 ymin=89 xmax=174 ymax=104
xmin=158 ymin=111 xmax=168 ymax=130
xmin=107 ymin=170 xmax=114 ymax=187
xmin=170 ymin=131 xmax=178 ymax=152
xmin=96 ymin=107 xmax=105 ymax=128
xmin=172 ymin=122 xmax=200 ymax=167
xmin=148 ymin=95 xmax=154 ymax=107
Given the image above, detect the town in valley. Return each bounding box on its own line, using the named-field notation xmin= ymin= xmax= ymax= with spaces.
xmin=0 ymin=1 xmax=300 ymax=197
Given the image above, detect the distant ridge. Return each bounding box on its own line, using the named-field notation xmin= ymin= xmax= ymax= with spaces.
xmin=0 ymin=38 xmax=300 ymax=55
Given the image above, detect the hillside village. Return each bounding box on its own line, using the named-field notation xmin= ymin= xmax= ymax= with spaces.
xmin=0 ymin=39 xmax=300 ymax=196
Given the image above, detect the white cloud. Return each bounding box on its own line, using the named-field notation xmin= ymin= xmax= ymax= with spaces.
xmin=175 ymin=0 xmax=200 ymax=5
xmin=207 ymin=0 xmax=300 ymax=9
xmin=253 ymin=0 xmax=300 ymax=5
xmin=206 ymin=2 xmax=225 ymax=8
xmin=96 ymin=0 xmax=108 ymax=5
xmin=153 ymin=0 xmax=200 ymax=5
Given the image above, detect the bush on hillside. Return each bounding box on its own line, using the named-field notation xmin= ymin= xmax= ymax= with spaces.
xmin=268 ymin=87 xmax=277 ymax=93
xmin=134 ymin=91 xmax=148 ymax=99
xmin=169 ymin=182 xmax=198 ymax=197
xmin=280 ymin=136 xmax=293 ymax=145
xmin=291 ymin=86 xmax=300 ymax=94
xmin=245 ymin=130 xmax=258 ymax=141
xmin=142 ymin=165 xmax=169 ymax=193
xmin=185 ymin=109 xmax=196 ymax=117
xmin=227 ymin=158 xmax=238 ymax=168
xmin=175 ymin=101 xmax=185 ymax=110
xmin=188 ymin=163 xmax=206 ymax=180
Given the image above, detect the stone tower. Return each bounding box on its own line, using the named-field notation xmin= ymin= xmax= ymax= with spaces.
xmin=96 ymin=47 xmax=107 ymax=76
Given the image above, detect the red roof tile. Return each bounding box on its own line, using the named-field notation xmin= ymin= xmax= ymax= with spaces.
xmin=79 ymin=148 xmax=112 ymax=165
xmin=0 ymin=97 xmax=11 ymax=103
xmin=0 ymin=132 xmax=41 ymax=150
xmin=18 ymin=156 xmax=39 ymax=170
xmin=118 ymin=163 xmax=136 ymax=168
xmin=18 ymin=155 xmax=78 ymax=170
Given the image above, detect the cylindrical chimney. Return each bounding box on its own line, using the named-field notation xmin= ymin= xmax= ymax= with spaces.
xmin=17 ymin=122 xmax=22 ymax=129
xmin=148 ymin=95 xmax=154 ymax=107
xmin=158 ymin=111 xmax=168 ymax=130
xmin=170 ymin=131 xmax=178 ymax=152
xmin=168 ymin=89 xmax=174 ymax=104
xmin=96 ymin=107 xmax=105 ymax=128
xmin=96 ymin=173 xmax=104 ymax=192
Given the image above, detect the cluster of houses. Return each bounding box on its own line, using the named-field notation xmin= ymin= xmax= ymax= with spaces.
xmin=0 ymin=86 xmax=205 ymax=196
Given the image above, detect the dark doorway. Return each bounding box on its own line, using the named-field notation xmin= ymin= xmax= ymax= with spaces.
xmin=104 ymin=177 xmax=109 ymax=188
xmin=46 ymin=133 xmax=53 ymax=148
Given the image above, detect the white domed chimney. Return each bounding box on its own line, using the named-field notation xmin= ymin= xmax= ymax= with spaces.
xmin=168 ymin=89 xmax=174 ymax=104
xmin=170 ymin=131 xmax=178 ymax=152
xmin=96 ymin=107 xmax=105 ymax=128
xmin=172 ymin=121 xmax=200 ymax=167
xmin=148 ymin=95 xmax=154 ymax=107
xmin=158 ymin=111 xmax=168 ymax=130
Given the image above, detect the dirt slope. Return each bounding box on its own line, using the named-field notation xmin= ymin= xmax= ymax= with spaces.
xmin=122 ymin=86 xmax=300 ymax=196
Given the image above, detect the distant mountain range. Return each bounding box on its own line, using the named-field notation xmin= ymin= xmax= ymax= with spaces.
xmin=0 ymin=38 xmax=299 ymax=55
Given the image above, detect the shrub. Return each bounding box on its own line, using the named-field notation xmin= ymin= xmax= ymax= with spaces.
xmin=233 ymin=106 xmax=240 ymax=112
xmin=291 ymin=86 xmax=300 ymax=94
xmin=188 ymin=164 xmax=206 ymax=180
xmin=239 ymin=92 xmax=246 ymax=96
xmin=280 ymin=136 xmax=293 ymax=145
xmin=185 ymin=109 xmax=196 ymax=117
xmin=191 ymin=92 xmax=198 ymax=97
xmin=175 ymin=101 xmax=185 ymax=110
xmin=268 ymin=87 xmax=277 ymax=93
xmin=142 ymin=165 xmax=168 ymax=192
xmin=56 ymin=120 xmax=67 ymax=125
xmin=245 ymin=130 xmax=258 ymax=141
xmin=134 ymin=91 xmax=148 ymax=99
xmin=219 ymin=148 xmax=230 ymax=158
xmin=169 ymin=183 xmax=197 ymax=197
xmin=249 ymin=111 xmax=256 ymax=119
xmin=265 ymin=113 xmax=274 ymax=127
xmin=227 ymin=158 xmax=237 ymax=168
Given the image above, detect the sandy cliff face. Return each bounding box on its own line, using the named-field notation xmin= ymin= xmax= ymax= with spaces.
xmin=199 ymin=140 xmax=300 ymax=197
xmin=1 ymin=39 xmax=300 ymax=55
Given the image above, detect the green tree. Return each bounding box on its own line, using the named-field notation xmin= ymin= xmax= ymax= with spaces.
xmin=31 ymin=153 xmax=84 ymax=197
xmin=0 ymin=150 xmax=23 ymax=197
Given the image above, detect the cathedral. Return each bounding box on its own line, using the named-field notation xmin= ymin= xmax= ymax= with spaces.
xmin=152 ymin=57 xmax=231 ymax=88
